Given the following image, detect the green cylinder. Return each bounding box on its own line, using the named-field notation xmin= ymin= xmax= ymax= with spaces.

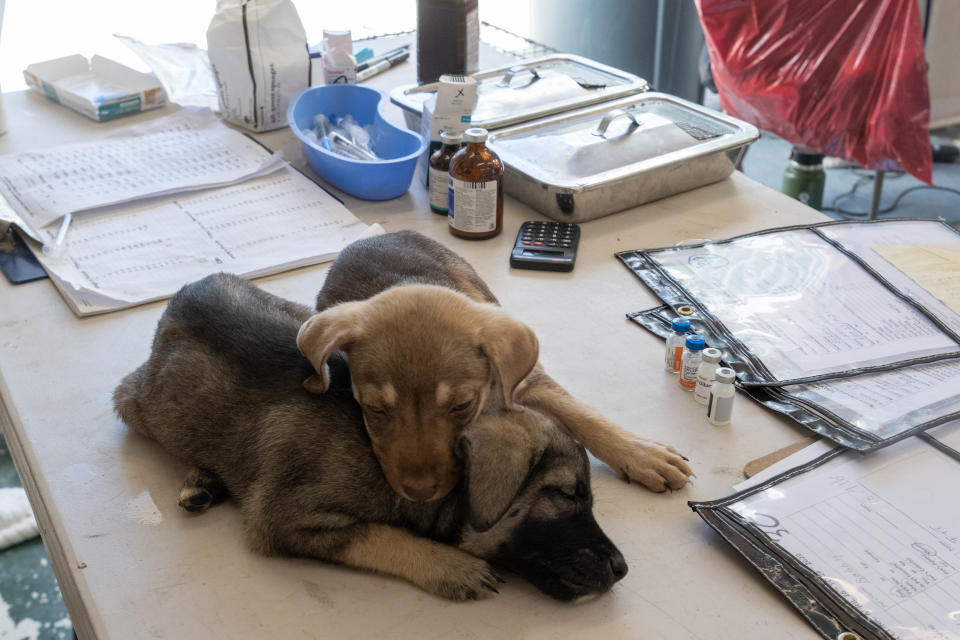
xmin=781 ymin=148 xmax=825 ymax=210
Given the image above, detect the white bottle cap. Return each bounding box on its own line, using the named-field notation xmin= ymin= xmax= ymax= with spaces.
xmin=440 ymin=130 xmax=463 ymax=144
xmin=715 ymin=367 xmax=736 ymax=383
xmin=701 ymin=348 xmax=722 ymax=364
xmin=462 ymin=127 xmax=488 ymax=143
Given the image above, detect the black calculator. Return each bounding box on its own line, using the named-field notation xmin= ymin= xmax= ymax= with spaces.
xmin=510 ymin=221 xmax=580 ymax=272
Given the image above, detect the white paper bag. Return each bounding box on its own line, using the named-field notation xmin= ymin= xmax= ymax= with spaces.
xmin=206 ymin=0 xmax=311 ymax=132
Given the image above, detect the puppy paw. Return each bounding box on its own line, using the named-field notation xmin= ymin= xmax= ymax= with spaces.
xmin=422 ymin=552 xmax=502 ymax=601
xmin=178 ymin=467 xmax=227 ymax=513
xmin=178 ymin=486 xmax=215 ymax=512
xmin=606 ymin=438 xmax=693 ymax=492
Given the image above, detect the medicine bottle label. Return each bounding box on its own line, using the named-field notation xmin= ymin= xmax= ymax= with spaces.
xmin=429 ymin=167 xmax=450 ymax=211
xmin=671 ymin=347 xmax=683 ymax=372
xmin=449 ymin=178 xmax=497 ymax=233
xmin=680 ymin=359 xmax=699 ymax=389
xmin=707 ymin=391 xmax=734 ymax=425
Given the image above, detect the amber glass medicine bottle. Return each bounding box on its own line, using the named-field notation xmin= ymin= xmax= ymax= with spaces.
xmin=428 ymin=130 xmax=462 ymax=214
xmin=448 ymin=127 xmax=503 ymax=239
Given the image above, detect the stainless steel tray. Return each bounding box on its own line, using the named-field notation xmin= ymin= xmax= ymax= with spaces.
xmin=390 ymin=54 xmax=650 ymax=133
xmin=486 ymin=92 xmax=760 ymax=223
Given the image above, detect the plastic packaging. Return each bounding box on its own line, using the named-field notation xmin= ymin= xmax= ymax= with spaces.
xmin=706 ymin=367 xmax=735 ymax=425
xmin=694 ymin=347 xmax=722 ymax=404
xmin=448 ymin=127 xmax=503 ymax=239
xmin=622 ymin=224 xmax=960 ymax=385
xmin=679 ymin=334 xmax=705 ymax=391
xmin=696 ymin=0 xmax=933 ymax=184
xmin=207 ymin=0 xmax=310 ymax=132
xmin=664 ymin=317 xmax=691 ymax=373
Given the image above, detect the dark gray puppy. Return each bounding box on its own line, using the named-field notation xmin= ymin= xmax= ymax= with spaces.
xmin=114 ymin=274 xmax=627 ymax=601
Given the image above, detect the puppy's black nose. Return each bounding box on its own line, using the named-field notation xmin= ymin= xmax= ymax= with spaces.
xmin=402 ymin=483 xmax=437 ymax=501
xmin=609 ymin=551 xmax=628 ymax=581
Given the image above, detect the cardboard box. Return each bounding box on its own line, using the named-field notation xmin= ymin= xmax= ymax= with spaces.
xmin=419 ymin=75 xmax=478 ymax=188
xmin=24 ymin=55 xmax=166 ymax=122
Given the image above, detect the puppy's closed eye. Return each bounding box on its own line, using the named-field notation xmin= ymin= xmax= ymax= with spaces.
xmin=450 ymin=401 xmax=473 ymax=414
xmin=364 ymin=405 xmax=388 ymax=415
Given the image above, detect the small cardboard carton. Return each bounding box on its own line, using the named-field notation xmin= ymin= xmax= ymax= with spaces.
xmin=24 ymin=55 xmax=166 ymax=122
xmin=419 ymin=74 xmax=478 ymax=188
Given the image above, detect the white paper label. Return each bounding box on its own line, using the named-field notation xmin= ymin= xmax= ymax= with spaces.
xmin=449 ymin=178 xmax=497 ymax=233
xmin=429 ymin=167 xmax=450 ymax=211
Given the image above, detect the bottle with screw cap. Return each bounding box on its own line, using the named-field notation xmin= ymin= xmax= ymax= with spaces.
xmin=679 ymin=334 xmax=705 ymax=390
xmin=706 ymin=367 xmax=736 ymax=426
xmin=428 ymin=130 xmax=462 ymax=215
xmin=664 ymin=317 xmax=691 ymax=373
xmin=781 ymin=146 xmax=825 ymax=210
xmin=448 ymin=127 xmax=503 ymax=239
xmin=694 ymin=347 xmax=723 ymax=404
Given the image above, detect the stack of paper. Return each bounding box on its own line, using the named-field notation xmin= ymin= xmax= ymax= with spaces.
xmin=0 ymin=108 xmax=376 ymax=316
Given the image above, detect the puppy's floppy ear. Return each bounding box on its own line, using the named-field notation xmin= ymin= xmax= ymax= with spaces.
xmin=296 ymin=302 xmax=364 ymax=394
xmin=460 ymin=412 xmax=548 ymax=532
xmin=477 ymin=307 xmax=539 ymax=411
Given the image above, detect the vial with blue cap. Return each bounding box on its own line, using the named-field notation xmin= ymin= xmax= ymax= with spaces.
xmin=679 ymin=334 xmax=706 ymax=390
xmin=664 ymin=317 xmax=691 ymax=373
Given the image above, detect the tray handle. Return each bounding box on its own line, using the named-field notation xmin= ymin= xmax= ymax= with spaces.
xmin=593 ymin=108 xmax=639 ymax=137
xmin=497 ymin=66 xmax=542 ymax=88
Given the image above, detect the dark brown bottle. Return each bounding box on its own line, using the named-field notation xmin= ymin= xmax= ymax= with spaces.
xmin=448 ymin=128 xmax=503 ymax=240
xmin=428 ymin=130 xmax=462 ymax=215
xmin=416 ymin=0 xmax=479 ymax=84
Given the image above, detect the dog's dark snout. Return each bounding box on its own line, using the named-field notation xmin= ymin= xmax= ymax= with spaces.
xmin=402 ymin=483 xmax=438 ymax=501
xmin=609 ymin=550 xmax=628 ymax=581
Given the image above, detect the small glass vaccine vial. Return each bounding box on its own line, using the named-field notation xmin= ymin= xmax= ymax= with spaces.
xmin=448 ymin=127 xmax=503 ymax=239
xmin=428 ymin=130 xmax=462 ymax=215
xmin=679 ymin=334 xmax=705 ymax=391
xmin=693 ymin=347 xmax=723 ymax=404
xmin=707 ymin=367 xmax=736 ymax=426
xmin=664 ymin=317 xmax=691 ymax=373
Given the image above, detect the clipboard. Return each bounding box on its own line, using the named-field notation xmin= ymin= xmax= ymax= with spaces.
xmin=631 ymin=304 xmax=960 ymax=452
xmin=617 ymin=219 xmax=960 ymax=388
xmin=688 ymin=424 xmax=960 ymax=640
xmin=619 ymin=219 xmax=960 ymax=452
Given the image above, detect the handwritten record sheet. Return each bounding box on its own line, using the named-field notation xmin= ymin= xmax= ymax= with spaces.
xmin=32 ymin=169 xmax=376 ymax=315
xmin=0 ymin=108 xmax=284 ymax=234
xmin=642 ymin=227 xmax=960 ymax=383
xmin=692 ymin=424 xmax=960 ymax=640
xmin=620 ymin=220 xmax=960 ymax=450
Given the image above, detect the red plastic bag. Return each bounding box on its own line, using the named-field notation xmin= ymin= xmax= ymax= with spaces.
xmin=697 ymin=0 xmax=932 ymax=184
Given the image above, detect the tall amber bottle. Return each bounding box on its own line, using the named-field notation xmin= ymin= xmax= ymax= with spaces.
xmin=448 ymin=128 xmax=503 ymax=240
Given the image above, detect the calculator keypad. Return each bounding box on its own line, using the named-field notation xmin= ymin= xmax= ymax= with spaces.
xmin=520 ymin=221 xmax=578 ymax=248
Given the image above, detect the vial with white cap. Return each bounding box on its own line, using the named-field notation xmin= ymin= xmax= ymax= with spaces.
xmin=664 ymin=317 xmax=691 ymax=373
xmin=693 ymin=347 xmax=723 ymax=404
xmin=448 ymin=127 xmax=503 ymax=239
xmin=706 ymin=367 xmax=736 ymax=426
xmin=678 ymin=334 xmax=705 ymax=391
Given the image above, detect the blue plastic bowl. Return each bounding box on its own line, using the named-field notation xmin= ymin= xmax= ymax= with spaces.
xmin=287 ymin=85 xmax=426 ymax=200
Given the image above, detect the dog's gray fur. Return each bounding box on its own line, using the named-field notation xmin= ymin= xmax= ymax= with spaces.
xmin=114 ymin=274 xmax=627 ymax=601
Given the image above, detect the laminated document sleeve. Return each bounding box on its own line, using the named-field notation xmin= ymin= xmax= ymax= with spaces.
xmin=688 ymin=423 xmax=960 ymax=640
xmin=620 ymin=219 xmax=960 ymax=451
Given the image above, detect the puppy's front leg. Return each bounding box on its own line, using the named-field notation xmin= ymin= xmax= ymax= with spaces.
xmin=276 ymin=521 xmax=501 ymax=601
xmin=516 ymin=366 xmax=693 ymax=492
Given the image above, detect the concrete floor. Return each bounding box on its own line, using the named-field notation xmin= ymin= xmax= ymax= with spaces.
xmin=0 ymin=434 xmax=73 ymax=640
xmin=739 ymin=129 xmax=960 ymax=227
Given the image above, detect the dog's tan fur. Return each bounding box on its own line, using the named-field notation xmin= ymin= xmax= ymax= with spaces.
xmin=298 ymin=231 xmax=692 ymax=501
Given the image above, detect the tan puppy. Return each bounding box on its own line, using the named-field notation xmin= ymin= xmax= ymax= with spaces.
xmin=298 ymin=231 xmax=692 ymax=501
